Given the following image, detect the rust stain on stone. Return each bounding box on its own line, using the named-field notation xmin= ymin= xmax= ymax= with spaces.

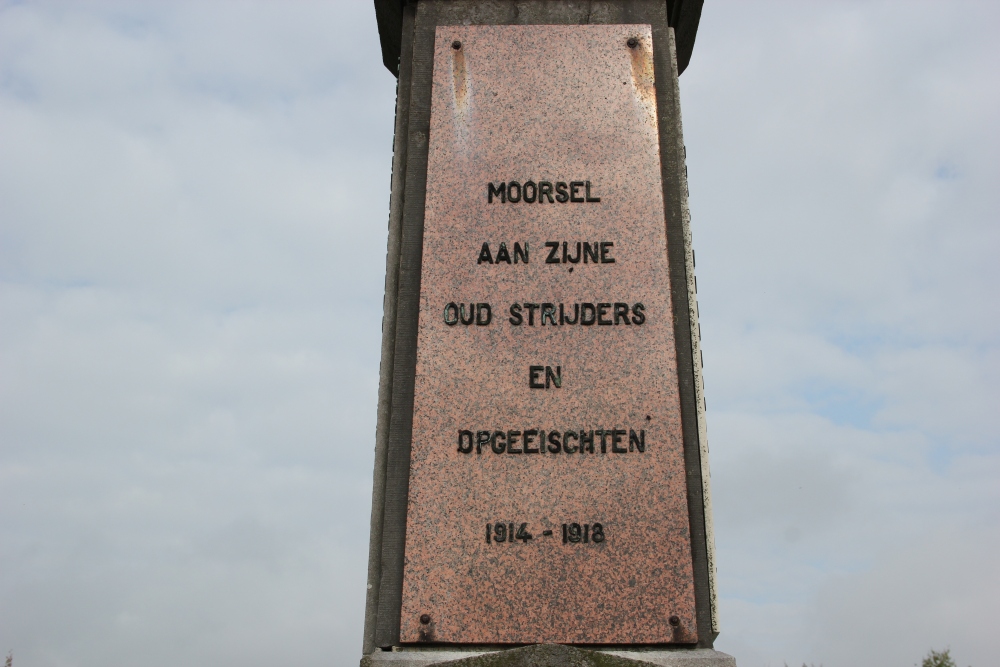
xmin=629 ymin=33 xmax=657 ymax=124
xmin=399 ymin=25 xmax=696 ymax=645
xmin=451 ymin=43 xmax=469 ymax=115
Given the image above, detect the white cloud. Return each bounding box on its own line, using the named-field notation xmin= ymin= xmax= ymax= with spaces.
xmin=1 ymin=2 xmax=392 ymax=665
xmin=686 ymin=2 xmax=1000 ymax=665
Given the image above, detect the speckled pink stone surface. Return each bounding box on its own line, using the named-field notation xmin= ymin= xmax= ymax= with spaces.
xmin=399 ymin=25 xmax=695 ymax=644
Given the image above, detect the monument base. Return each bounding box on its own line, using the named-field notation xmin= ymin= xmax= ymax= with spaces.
xmin=364 ymin=643 xmax=736 ymax=667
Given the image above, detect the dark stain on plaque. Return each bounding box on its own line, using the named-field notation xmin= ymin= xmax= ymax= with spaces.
xmin=629 ymin=34 xmax=656 ymax=120
xmin=451 ymin=39 xmax=469 ymax=115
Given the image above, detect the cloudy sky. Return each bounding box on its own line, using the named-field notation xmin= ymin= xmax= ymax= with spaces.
xmin=0 ymin=2 xmax=997 ymax=666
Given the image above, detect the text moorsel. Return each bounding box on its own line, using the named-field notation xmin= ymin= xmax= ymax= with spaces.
xmin=487 ymin=180 xmax=601 ymax=203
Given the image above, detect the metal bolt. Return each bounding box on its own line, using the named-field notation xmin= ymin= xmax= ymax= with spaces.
xmin=669 ymin=615 xmax=680 ymax=626
xmin=627 ymin=37 xmax=638 ymax=49
xmin=452 ymin=40 xmax=462 ymax=50
xmin=420 ymin=614 xmax=431 ymax=625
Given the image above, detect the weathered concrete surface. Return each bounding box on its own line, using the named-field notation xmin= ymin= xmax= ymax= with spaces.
xmin=365 ymin=644 xmax=735 ymax=667
xmin=602 ymin=649 xmax=735 ymax=667
xmin=365 ymin=648 xmax=497 ymax=667
xmin=399 ymin=24 xmax=695 ymax=645
xmin=364 ymin=3 xmax=417 ymax=656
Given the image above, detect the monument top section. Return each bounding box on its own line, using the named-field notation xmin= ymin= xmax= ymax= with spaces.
xmin=363 ymin=0 xmax=719 ymax=656
xmin=374 ymin=0 xmax=705 ymax=78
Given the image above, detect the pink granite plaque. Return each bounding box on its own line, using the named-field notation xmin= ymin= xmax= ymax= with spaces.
xmin=399 ymin=24 xmax=696 ymax=645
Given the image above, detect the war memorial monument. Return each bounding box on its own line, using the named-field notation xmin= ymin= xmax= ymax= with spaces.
xmin=362 ymin=1 xmax=732 ymax=665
